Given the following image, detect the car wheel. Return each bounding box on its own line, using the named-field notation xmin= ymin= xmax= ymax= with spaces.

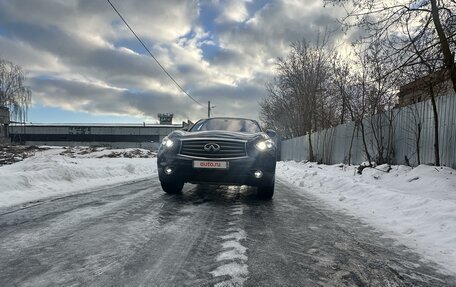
xmin=160 ymin=180 xmax=184 ymax=194
xmin=257 ymin=177 xmax=275 ymax=200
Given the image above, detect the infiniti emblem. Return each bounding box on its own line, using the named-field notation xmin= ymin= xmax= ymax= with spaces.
xmin=204 ymin=143 xmax=221 ymax=152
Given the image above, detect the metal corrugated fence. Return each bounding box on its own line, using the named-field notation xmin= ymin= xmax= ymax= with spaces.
xmin=281 ymin=93 xmax=456 ymax=168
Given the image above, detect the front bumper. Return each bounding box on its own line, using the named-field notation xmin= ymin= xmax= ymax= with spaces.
xmin=157 ymin=152 xmax=276 ymax=186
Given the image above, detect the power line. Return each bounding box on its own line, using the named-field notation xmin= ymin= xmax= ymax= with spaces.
xmin=106 ymin=0 xmax=205 ymax=108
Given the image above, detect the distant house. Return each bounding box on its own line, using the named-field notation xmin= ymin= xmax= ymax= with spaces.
xmin=398 ymin=69 xmax=454 ymax=107
xmin=0 ymin=106 xmax=10 ymax=143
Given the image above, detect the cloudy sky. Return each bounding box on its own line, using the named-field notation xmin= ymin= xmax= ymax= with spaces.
xmin=0 ymin=0 xmax=349 ymax=124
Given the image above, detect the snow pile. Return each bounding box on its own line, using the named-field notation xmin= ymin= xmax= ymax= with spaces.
xmin=0 ymin=147 xmax=157 ymax=208
xmin=0 ymin=145 xmax=50 ymax=166
xmin=277 ymin=161 xmax=456 ymax=274
xmin=59 ymin=146 xmax=156 ymax=158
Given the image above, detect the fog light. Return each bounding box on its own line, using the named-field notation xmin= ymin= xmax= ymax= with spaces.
xmin=165 ymin=167 xmax=173 ymax=175
xmin=254 ymin=170 xmax=263 ymax=178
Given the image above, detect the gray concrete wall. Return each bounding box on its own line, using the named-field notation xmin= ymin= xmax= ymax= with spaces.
xmin=24 ymin=141 xmax=159 ymax=150
xmin=281 ymin=93 xmax=456 ymax=169
xmin=9 ymin=124 xmax=182 ymax=150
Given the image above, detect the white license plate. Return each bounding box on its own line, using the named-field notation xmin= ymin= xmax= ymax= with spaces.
xmin=193 ymin=160 xmax=229 ymax=169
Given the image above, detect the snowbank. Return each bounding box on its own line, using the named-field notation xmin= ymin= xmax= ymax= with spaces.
xmin=277 ymin=161 xmax=456 ymax=274
xmin=0 ymin=147 xmax=157 ymax=208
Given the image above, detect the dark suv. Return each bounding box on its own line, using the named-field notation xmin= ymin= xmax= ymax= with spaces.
xmin=157 ymin=117 xmax=277 ymax=199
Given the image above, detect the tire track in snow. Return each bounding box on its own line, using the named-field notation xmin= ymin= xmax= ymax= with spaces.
xmin=210 ymin=203 xmax=249 ymax=286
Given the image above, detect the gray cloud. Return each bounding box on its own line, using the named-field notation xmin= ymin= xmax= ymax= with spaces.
xmin=30 ymin=77 xmax=205 ymax=122
xmin=0 ymin=0 xmax=349 ymax=123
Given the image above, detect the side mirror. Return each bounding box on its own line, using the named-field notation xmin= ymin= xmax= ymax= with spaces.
xmin=266 ymin=129 xmax=277 ymax=138
xmin=182 ymin=126 xmax=189 ymax=131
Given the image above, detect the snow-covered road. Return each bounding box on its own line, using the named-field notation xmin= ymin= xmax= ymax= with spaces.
xmin=0 ymin=177 xmax=454 ymax=286
xmin=1 ymin=147 xmax=455 ymax=285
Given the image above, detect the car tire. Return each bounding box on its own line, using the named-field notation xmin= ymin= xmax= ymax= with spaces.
xmin=160 ymin=180 xmax=184 ymax=194
xmin=257 ymin=176 xmax=275 ymax=200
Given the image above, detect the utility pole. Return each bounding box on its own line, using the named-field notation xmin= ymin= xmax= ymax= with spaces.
xmin=208 ymin=101 xmax=211 ymax=118
xmin=207 ymin=101 xmax=215 ymax=118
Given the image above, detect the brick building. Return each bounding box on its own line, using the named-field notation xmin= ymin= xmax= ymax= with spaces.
xmin=398 ymin=69 xmax=453 ymax=107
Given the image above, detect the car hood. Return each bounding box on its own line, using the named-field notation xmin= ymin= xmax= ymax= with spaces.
xmin=169 ymin=130 xmax=267 ymax=141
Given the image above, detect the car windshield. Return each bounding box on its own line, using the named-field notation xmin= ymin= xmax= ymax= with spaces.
xmin=190 ymin=118 xmax=261 ymax=133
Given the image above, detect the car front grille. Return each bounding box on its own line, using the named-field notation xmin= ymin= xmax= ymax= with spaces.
xmin=179 ymin=139 xmax=247 ymax=159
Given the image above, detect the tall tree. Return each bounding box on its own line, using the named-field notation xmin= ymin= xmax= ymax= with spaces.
xmin=0 ymin=59 xmax=32 ymax=123
xmin=260 ymin=38 xmax=333 ymax=161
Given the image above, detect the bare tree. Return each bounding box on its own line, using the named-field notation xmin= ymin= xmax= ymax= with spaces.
xmin=260 ymin=82 xmax=299 ymax=139
xmin=325 ymin=0 xmax=454 ymax=166
xmin=260 ymin=37 xmax=334 ymax=161
xmin=351 ymin=52 xmax=374 ymax=165
xmin=329 ymin=54 xmax=361 ymax=164
xmin=324 ymin=0 xmax=456 ymax=93
xmin=0 ymin=59 xmax=32 ymax=123
xmin=429 ymin=0 xmax=456 ymax=93
xmin=364 ymin=43 xmax=399 ymax=164
xmin=330 ymin=53 xmax=353 ymax=125
xmin=405 ymin=99 xmax=425 ymax=165
xmin=401 ymin=12 xmax=451 ymax=165
xmin=329 ymin=46 xmax=397 ymax=165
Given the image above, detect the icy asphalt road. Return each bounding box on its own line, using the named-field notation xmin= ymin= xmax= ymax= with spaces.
xmin=0 ymin=177 xmax=455 ymax=286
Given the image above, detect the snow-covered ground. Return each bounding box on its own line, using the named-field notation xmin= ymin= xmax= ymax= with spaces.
xmin=0 ymin=147 xmax=157 ymax=208
xmin=277 ymin=161 xmax=456 ymax=275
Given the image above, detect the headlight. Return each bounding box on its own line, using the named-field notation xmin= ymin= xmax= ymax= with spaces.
xmin=255 ymin=139 xmax=274 ymax=151
xmin=161 ymin=137 xmax=174 ymax=148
